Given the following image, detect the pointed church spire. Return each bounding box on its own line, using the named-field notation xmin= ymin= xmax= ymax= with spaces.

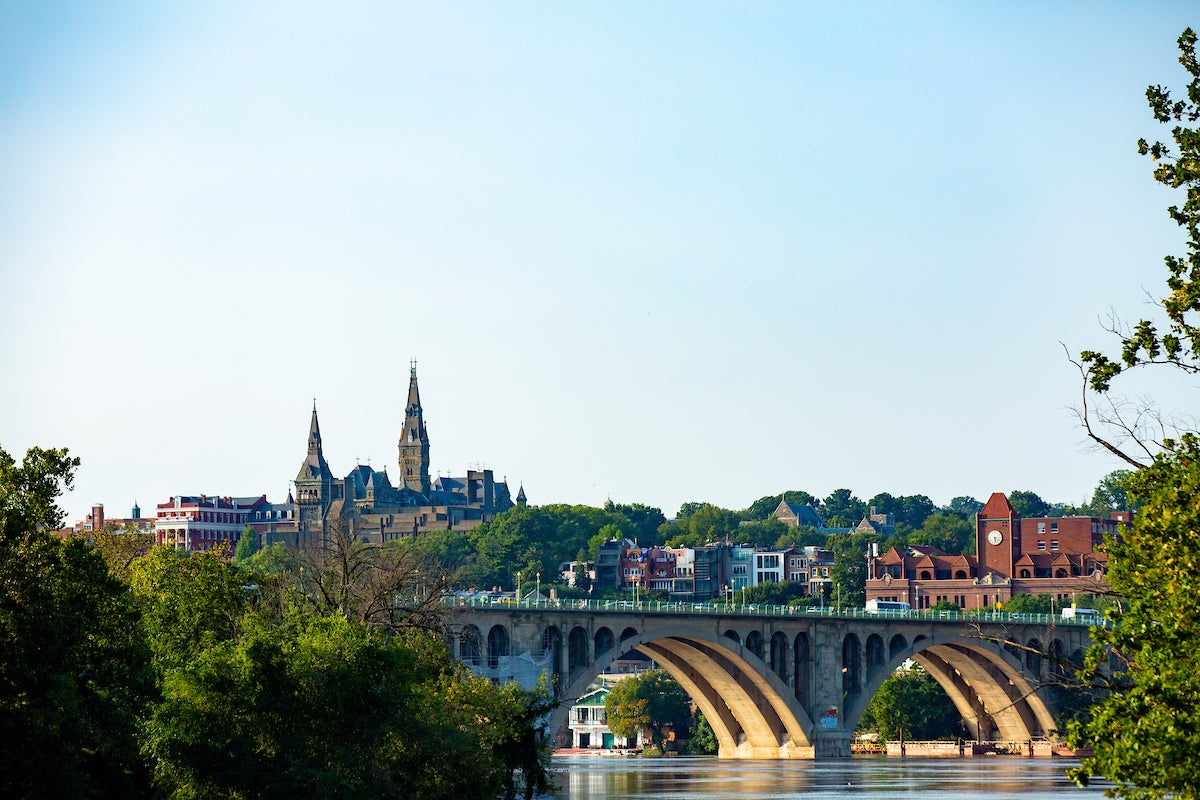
xmin=297 ymin=401 xmax=333 ymax=483
xmin=405 ymin=361 xmax=422 ymax=417
xmin=307 ymin=400 xmax=322 ymax=453
xmin=398 ymin=361 xmax=431 ymax=497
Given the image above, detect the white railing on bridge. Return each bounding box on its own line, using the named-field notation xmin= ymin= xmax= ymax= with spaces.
xmin=442 ymin=596 xmax=1101 ymax=627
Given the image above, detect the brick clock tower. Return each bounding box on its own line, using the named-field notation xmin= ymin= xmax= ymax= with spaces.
xmin=976 ymin=492 xmax=1020 ymax=578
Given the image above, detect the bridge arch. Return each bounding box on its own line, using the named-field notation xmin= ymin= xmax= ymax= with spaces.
xmin=844 ymin=635 xmax=1058 ymax=743
xmin=460 ymin=624 xmax=483 ymax=666
xmin=769 ymin=631 xmax=789 ymax=681
xmin=594 ymin=626 xmax=614 ymax=658
xmin=551 ymin=622 xmax=818 ymax=759
xmin=542 ymin=626 xmax=564 ymax=688
xmin=487 ymin=624 xmax=509 ymax=669
xmin=568 ymin=626 xmax=589 ymax=676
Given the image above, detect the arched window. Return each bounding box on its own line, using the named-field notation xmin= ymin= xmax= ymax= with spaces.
xmin=1019 ymin=569 xmax=1032 ymax=579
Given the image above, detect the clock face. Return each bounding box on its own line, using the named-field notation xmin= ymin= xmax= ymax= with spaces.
xmin=987 ymin=529 xmax=1004 ymax=546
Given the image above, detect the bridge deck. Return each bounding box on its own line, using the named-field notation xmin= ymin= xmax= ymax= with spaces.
xmin=444 ymin=596 xmax=1099 ymax=627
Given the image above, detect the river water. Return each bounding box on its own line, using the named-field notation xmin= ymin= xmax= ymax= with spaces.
xmin=548 ymin=756 xmax=1110 ymax=800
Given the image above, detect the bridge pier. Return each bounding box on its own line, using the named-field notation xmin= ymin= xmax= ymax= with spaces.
xmin=811 ymin=730 xmax=852 ymax=758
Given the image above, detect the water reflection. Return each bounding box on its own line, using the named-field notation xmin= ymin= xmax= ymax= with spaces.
xmin=550 ymin=756 xmax=1109 ymax=800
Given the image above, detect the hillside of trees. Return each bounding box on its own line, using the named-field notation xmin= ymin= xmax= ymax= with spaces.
xmin=413 ymin=476 xmax=1132 ymax=608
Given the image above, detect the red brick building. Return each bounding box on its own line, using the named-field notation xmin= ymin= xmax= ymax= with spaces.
xmin=865 ymin=492 xmax=1122 ymax=610
xmin=154 ymin=494 xmax=269 ymax=552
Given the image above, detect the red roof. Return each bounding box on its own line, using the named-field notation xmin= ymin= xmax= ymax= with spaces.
xmin=980 ymin=492 xmax=1015 ymax=519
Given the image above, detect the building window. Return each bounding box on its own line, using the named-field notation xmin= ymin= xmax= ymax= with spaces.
xmin=1038 ymin=541 xmax=1046 ymax=551
xmin=1050 ymin=522 xmax=1058 ymax=533
xmin=1037 ymin=522 xmax=1046 ymax=533
xmin=1051 ymin=540 xmax=1059 ymax=551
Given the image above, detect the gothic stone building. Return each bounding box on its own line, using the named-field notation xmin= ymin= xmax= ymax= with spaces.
xmin=264 ymin=365 xmax=522 ymax=548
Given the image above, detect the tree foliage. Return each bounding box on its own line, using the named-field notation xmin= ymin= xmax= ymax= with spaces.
xmin=1068 ymin=435 xmax=1200 ymax=799
xmin=1084 ymin=470 xmax=1136 ymax=517
xmin=659 ymin=503 xmax=740 ymax=549
xmin=1006 ymin=489 xmax=1050 ymax=519
xmin=821 ymin=488 xmax=865 ymax=528
xmin=1 ymin=443 xmax=555 ymax=800
xmin=604 ymin=670 xmax=692 ymax=749
xmin=942 ymin=495 xmax=984 ymax=519
xmin=907 ymin=513 xmax=974 ymax=556
xmin=0 ymin=446 xmax=156 ymax=798
xmin=688 ymin=711 xmax=718 ymax=754
xmin=1064 ymin=29 xmax=1200 ymax=800
xmin=461 ymin=503 xmax=655 ymax=590
xmin=859 ymin=665 xmax=962 ymax=742
xmin=828 ymin=530 xmax=873 ymax=607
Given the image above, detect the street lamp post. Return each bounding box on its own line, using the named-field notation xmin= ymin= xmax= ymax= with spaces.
xmin=536 ymin=572 xmax=541 ymax=605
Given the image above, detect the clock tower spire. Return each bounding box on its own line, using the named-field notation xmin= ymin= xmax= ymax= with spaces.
xmin=977 ymin=492 xmax=1020 ymax=578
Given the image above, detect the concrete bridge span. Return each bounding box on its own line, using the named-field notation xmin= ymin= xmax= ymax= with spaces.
xmin=444 ymin=601 xmax=1094 ymax=758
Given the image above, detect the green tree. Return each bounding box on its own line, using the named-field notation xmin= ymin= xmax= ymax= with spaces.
xmin=942 ymin=496 xmax=984 ymax=519
xmin=0 ymin=445 xmax=155 ymax=799
xmin=143 ymin=608 xmax=552 ymax=800
xmin=741 ymin=580 xmax=808 ymax=605
xmin=772 ymin=524 xmax=826 ymax=549
xmin=736 ymin=517 xmax=787 ymax=548
xmin=999 ymin=593 xmax=1054 ymax=615
xmin=908 ymin=513 xmax=974 ymax=555
xmin=1064 ymin=31 xmax=1200 ymax=799
xmin=1068 ymin=435 xmax=1200 ymax=798
xmin=822 ymin=488 xmax=865 ymax=527
xmin=605 ymin=670 xmax=692 ymax=750
xmin=867 ymin=492 xmax=935 ymax=530
xmin=829 ymin=530 xmax=874 ymax=607
xmin=572 ymin=548 xmax=592 ymax=593
xmin=234 ymin=524 xmax=257 ymax=562
xmin=241 ymin=541 xmax=295 ymax=576
xmin=660 ymin=503 xmax=739 ymax=549
xmin=1085 ymin=470 xmax=1136 ymax=517
xmin=1007 ymin=490 xmax=1050 ymax=519
xmin=688 ymin=711 xmax=718 ymax=755
xmin=91 ymin=521 xmax=156 ymax=582
xmin=606 ymin=502 xmax=666 ymax=542
xmin=468 ymin=504 xmax=624 ymax=590
xmin=859 ymin=666 xmax=962 ymax=742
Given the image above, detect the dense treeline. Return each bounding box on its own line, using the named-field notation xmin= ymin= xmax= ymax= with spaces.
xmin=416 ymin=478 xmax=1131 ymax=609
xmin=0 ymin=445 xmax=552 ymax=800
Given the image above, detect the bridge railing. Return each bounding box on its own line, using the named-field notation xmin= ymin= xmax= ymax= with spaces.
xmin=442 ymin=596 xmax=1100 ymax=626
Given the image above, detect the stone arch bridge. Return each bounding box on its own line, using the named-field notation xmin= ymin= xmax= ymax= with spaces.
xmin=445 ymin=601 xmax=1095 ymax=758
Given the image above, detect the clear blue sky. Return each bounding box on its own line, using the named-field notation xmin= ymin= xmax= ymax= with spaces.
xmin=2 ymin=2 xmax=1196 ymax=526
